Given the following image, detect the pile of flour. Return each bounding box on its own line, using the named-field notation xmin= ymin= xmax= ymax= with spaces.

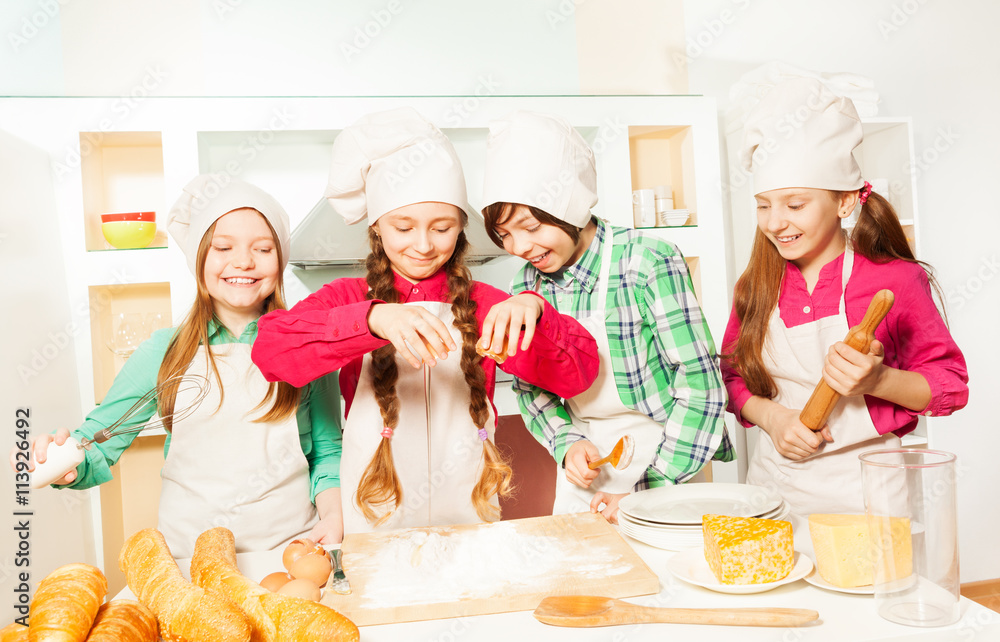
xmin=354 ymin=522 xmax=632 ymax=607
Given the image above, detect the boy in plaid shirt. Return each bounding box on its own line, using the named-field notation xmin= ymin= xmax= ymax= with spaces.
xmin=479 ymin=111 xmax=733 ymax=523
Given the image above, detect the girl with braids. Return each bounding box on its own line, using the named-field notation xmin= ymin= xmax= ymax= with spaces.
xmin=15 ymin=176 xmax=345 ymax=556
xmin=253 ymin=108 xmax=598 ymax=533
xmin=722 ymin=78 xmax=968 ymax=520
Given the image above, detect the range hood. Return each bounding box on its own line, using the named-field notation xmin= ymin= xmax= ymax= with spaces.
xmin=289 ymin=198 xmax=507 ymax=268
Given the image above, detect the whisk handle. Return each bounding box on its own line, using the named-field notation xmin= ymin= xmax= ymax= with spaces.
xmin=90 ymin=429 xmax=114 ymax=444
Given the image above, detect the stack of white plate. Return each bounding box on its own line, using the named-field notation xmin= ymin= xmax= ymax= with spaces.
xmin=617 ymin=483 xmax=789 ymax=551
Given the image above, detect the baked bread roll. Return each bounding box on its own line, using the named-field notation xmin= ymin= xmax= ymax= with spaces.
xmin=84 ymin=600 xmax=157 ymax=641
xmin=0 ymin=623 xmax=28 ymax=641
xmin=190 ymin=528 xmax=359 ymax=642
xmin=28 ymin=563 xmax=106 ymax=642
xmin=119 ymin=528 xmax=251 ymax=642
xmin=476 ymin=333 xmax=509 ymax=364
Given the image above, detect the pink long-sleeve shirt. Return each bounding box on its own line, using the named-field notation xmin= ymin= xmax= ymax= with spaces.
xmin=721 ymin=252 xmax=968 ymax=437
xmin=252 ymin=269 xmax=599 ymax=419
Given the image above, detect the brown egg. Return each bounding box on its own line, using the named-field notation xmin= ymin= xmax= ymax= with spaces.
xmin=282 ymin=538 xmax=325 ymax=572
xmin=289 ymin=552 xmax=333 ymax=588
xmin=277 ymin=578 xmax=322 ymax=602
xmin=259 ymin=571 xmax=292 ymax=592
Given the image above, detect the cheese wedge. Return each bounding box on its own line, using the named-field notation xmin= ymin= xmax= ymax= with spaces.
xmin=809 ymin=513 xmax=912 ymax=588
xmin=702 ymin=514 xmax=794 ymax=585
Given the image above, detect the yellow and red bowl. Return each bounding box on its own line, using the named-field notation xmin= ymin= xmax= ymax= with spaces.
xmin=101 ymin=212 xmax=157 ymax=249
xmin=100 ymin=211 xmax=156 ymax=223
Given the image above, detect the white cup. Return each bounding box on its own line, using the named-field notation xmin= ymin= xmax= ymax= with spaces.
xmin=633 ymin=203 xmax=655 ymax=228
xmin=655 ymin=196 xmax=674 ymax=213
xmin=632 ymin=189 xmax=655 ymax=227
xmin=632 ymin=189 xmax=654 ymax=208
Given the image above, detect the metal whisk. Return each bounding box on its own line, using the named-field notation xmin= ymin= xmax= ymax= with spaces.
xmin=81 ymin=373 xmax=211 ymax=448
xmin=30 ymin=373 xmax=212 ymax=489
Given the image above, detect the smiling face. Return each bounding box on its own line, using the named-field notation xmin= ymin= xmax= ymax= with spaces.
xmin=202 ymin=208 xmax=280 ymax=329
xmin=373 ymin=201 xmax=464 ymax=283
xmin=755 ymin=188 xmax=854 ymax=276
xmin=492 ymin=205 xmax=588 ymax=273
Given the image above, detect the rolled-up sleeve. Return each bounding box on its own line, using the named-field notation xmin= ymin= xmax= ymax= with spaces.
xmin=874 ymin=268 xmax=968 ymax=434
xmin=297 ymin=372 xmax=343 ymax=501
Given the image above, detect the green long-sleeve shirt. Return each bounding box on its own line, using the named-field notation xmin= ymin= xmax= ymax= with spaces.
xmin=64 ymin=318 xmax=342 ymax=502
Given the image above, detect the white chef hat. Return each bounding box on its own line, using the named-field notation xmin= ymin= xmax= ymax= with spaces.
xmin=482 ymin=110 xmax=597 ymax=228
xmin=741 ymin=77 xmax=865 ymax=195
xmin=167 ymin=174 xmax=291 ymax=274
xmin=324 ymin=107 xmax=474 ymax=226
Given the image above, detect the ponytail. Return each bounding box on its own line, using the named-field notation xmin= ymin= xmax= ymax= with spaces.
xmin=850 ymin=190 xmax=947 ymax=323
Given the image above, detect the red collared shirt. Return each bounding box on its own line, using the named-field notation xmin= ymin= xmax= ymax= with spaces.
xmin=722 ymin=253 xmax=968 ymax=436
xmin=253 ymin=269 xmax=599 ymax=419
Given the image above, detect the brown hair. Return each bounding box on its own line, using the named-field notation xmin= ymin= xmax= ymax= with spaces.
xmin=355 ymin=218 xmax=514 ymax=525
xmin=724 ymin=190 xmax=944 ymax=398
xmin=482 ymin=202 xmax=582 ymax=248
xmin=156 ymin=211 xmax=300 ymax=429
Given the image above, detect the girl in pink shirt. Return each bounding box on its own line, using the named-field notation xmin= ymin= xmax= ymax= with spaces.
xmin=253 ymin=108 xmax=598 ymax=532
xmin=721 ymin=79 xmax=967 ymax=517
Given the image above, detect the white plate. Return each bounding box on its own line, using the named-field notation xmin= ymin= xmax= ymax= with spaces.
xmin=803 ymin=568 xmax=875 ymax=595
xmin=622 ymin=500 xmax=788 ymax=528
xmin=667 ymin=547 xmax=813 ymax=594
xmin=619 ymin=483 xmax=782 ymax=525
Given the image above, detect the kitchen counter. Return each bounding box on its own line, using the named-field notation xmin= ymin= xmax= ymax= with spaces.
xmin=117 ymin=529 xmax=1000 ymax=641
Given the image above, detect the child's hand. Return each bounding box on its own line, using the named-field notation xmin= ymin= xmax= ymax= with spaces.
xmin=367 ymin=303 xmax=457 ymax=369
xmin=823 ymin=339 xmax=886 ymax=398
xmin=762 ymin=405 xmax=833 ymax=460
xmin=479 ymin=293 xmax=544 ymax=360
xmin=564 ymin=440 xmax=601 ymax=488
xmin=590 ymin=491 xmax=628 ymax=525
xmin=10 ymin=428 xmax=78 ymax=485
xmin=306 ymin=516 xmax=343 ymax=546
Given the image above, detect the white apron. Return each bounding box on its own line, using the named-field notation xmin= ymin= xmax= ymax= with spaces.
xmin=746 ymin=249 xmax=900 ymax=529
xmin=159 ymin=344 xmax=317 ymax=558
xmin=552 ymin=221 xmax=666 ymax=514
xmin=339 ymin=301 xmax=496 ymax=534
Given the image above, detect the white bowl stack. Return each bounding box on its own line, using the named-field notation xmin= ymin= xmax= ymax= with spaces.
xmin=617 ymin=483 xmax=788 ymax=550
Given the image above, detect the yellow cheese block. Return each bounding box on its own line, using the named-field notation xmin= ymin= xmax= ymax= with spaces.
xmin=808 ymin=513 xmax=912 ymax=588
xmin=702 ymin=514 xmax=794 ymax=585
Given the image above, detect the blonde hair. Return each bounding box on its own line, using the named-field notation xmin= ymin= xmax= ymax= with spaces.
xmin=355 ymin=219 xmax=513 ymax=525
xmin=156 ymin=210 xmax=300 ymax=428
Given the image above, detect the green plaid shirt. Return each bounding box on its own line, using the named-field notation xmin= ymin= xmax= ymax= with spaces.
xmin=511 ymin=219 xmax=734 ymax=489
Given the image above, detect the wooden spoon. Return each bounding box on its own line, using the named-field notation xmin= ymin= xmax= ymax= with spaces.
xmin=588 ymin=435 xmax=635 ymax=471
xmin=533 ymin=595 xmax=819 ymax=628
xmin=799 ymin=289 xmax=894 ymax=431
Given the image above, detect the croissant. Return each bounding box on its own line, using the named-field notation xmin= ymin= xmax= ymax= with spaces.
xmin=28 ymin=563 xmax=106 ymax=642
xmin=190 ymin=528 xmax=359 ymax=642
xmin=119 ymin=528 xmax=251 ymax=642
xmin=84 ymin=600 xmax=157 ymax=641
xmin=0 ymin=623 xmax=28 ymax=641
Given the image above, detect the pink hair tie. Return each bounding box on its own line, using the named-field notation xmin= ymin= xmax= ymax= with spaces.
xmin=859 ymin=180 xmax=873 ymax=205
xmin=380 ymin=426 xmax=394 ymax=439
xmin=478 ymin=428 xmax=489 ymax=442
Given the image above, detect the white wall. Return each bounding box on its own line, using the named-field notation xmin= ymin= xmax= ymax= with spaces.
xmin=0 ymin=130 xmax=96 ymax=625
xmin=683 ymin=0 xmax=1000 ymax=582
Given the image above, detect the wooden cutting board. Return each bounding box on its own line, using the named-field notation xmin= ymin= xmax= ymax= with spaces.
xmin=321 ymin=512 xmax=660 ymax=626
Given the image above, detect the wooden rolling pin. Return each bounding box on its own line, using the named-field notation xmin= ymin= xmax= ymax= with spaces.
xmin=799 ymin=289 xmax=894 ymax=431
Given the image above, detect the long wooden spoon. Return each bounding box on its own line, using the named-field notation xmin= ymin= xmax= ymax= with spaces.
xmin=533 ymin=595 xmax=819 ymax=628
xmin=799 ymin=289 xmax=894 ymax=431
xmin=588 ymin=435 xmax=635 ymax=471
